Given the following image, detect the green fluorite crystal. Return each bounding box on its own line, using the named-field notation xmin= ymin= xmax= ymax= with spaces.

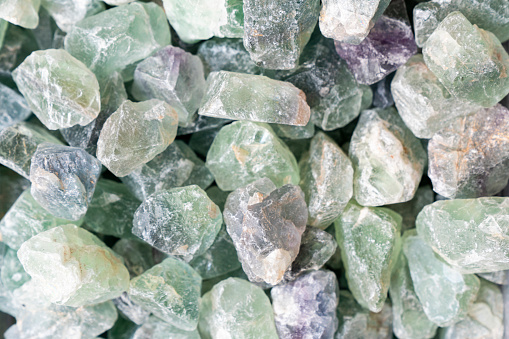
xmin=299 ymin=132 xmax=353 ymax=229
xmin=41 ymin=0 xmax=105 ymax=33
xmin=206 ymin=121 xmax=300 ymax=191
xmin=1 ymin=246 xmax=30 ymax=292
xmin=12 ymin=49 xmax=100 ymax=130
xmin=129 ymin=257 xmax=202 ymax=331
xmin=113 ymin=292 xmax=150 ymax=326
xmin=132 ymin=315 xmax=201 ymax=339
xmin=334 ymin=200 xmax=402 ymax=312
xmin=132 ymin=185 xmax=222 ymax=262
xmin=423 ymin=12 xmax=509 ymax=107
xmin=162 ymin=0 xmax=243 ymax=43
xmin=403 ymin=230 xmax=480 ymax=326
xmin=416 ymin=197 xmax=509 ymax=273
xmin=0 ymin=0 xmax=40 ymax=29
xmin=199 ymin=277 xmax=278 ymax=339
xmin=387 ymin=185 xmax=435 ymax=231
xmin=199 ymin=71 xmax=311 ymax=126
xmin=64 ymin=2 xmax=171 ymax=76
xmin=17 ymin=224 xmax=130 ymax=307
xmin=96 ymin=99 xmax=179 ymax=177
xmin=391 ymin=54 xmax=481 ymax=138
xmin=349 ymin=108 xmax=426 ymax=206
xmin=112 ymin=239 xmax=155 ymax=279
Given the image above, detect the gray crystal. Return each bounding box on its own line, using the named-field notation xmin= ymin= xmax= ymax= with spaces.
xmin=0 ymin=83 xmax=31 ymax=130
xmin=113 ymin=292 xmax=150 ymax=326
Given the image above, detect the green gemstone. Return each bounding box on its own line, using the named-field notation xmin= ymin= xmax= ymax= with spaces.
xmin=0 ymin=0 xmax=40 ymax=29
xmin=1 ymin=246 xmax=30 ymax=293
xmin=112 ymin=239 xmax=155 ymax=279
xmin=387 ymin=185 xmax=435 ymax=231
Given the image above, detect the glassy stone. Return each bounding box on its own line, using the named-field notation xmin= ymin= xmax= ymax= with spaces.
xmin=132 ymin=315 xmax=200 ymax=339
xmin=96 ymin=99 xmax=179 ymax=177
xmin=335 ymin=200 xmax=401 ymax=312
xmin=0 ymin=0 xmax=40 ymax=29
xmin=416 ymin=197 xmax=509 ymax=273
xmin=349 ymin=108 xmax=427 ymax=206
xmin=12 ymin=49 xmax=100 ymax=130
xmin=128 ymin=257 xmax=201 ymax=331
xmin=18 ymin=224 xmax=130 ymax=307
xmin=1 ymin=246 xmax=30 ymax=292
xmin=243 ymin=0 xmax=320 ymax=70
xmin=113 ymin=292 xmax=150 ymax=326
xmin=387 ymin=185 xmax=434 ymax=231
xmin=206 ymin=121 xmax=299 ymax=191
xmin=403 ymin=229 xmax=480 ymax=326
xmin=198 ymin=277 xmax=278 ymax=339
xmin=0 ymin=166 xmax=29 ymax=218
xmin=423 ymin=12 xmax=509 ymax=108
xmin=30 ymin=143 xmax=101 ymax=221
xmin=133 ymin=185 xmax=222 ymax=262
xmin=132 ymin=46 xmax=206 ymax=127
xmin=197 ymin=38 xmax=261 ymax=75
xmin=0 ymin=83 xmax=31 ymax=130
xmin=64 ymin=2 xmax=171 ymax=76
xmin=478 ymin=271 xmax=509 ymax=286
xmin=112 ymin=239 xmax=155 ymax=279
xmin=41 ymin=0 xmax=105 ymax=32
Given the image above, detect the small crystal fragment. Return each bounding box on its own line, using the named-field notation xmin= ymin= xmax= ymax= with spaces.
xmin=224 ymin=178 xmax=307 ymax=285
xmin=0 ymin=0 xmax=40 ymax=29
xmin=197 ymin=38 xmax=261 ymax=75
xmin=128 ymin=257 xmax=201 ymax=331
xmin=132 ymin=315 xmax=201 ymax=339
xmin=41 ymin=0 xmax=105 ymax=32
xmin=112 ymin=239 xmax=155 ymax=279
xmin=12 ymin=49 xmax=100 ymax=130
xmin=17 ymin=224 xmax=130 ymax=307
xmin=96 ymin=99 xmax=178 ymax=177
xmin=0 ymin=83 xmax=31 ymax=130
xmin=113 ymin=292 xmax=150 ymax=326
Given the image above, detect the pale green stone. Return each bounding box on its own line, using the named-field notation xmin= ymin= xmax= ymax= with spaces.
xmin=0 ymin=19 xmax=7 ymax=48
xmin=349 ymin=108 xmax=427 ymax=206
xmin=132 ymin=316 xmax=200 ymax=339
xmin=162 ymin=0 xmax=243 ymax=43
xmin=0 ymin=189 xmax=83 ymax=250
xmin=41 ymin=0 xmax=105 ymax=32
xmin=199 ymin=71 xmax=311 ymax=126
xmin=0 ymin=0 xmax=40 ymax=29
xmin=416 ymin=197 xmax=509 ymax=273
xmin=387 ymin=185 xmax=435 ymax=231
xmin=64 ymin=2 xmax=171 ymax=76
xmin=113 ymin=292 xmax=150 ymax=326
xmin=133 ymin=185 xmax=222 ymax=262
xmin=334 ymin=200 xmax=402 ymax=312
xmin=17 ymin=224 xmax=130 ymax=307
xmin=360 ymin=85 xmax=373 ymax=110
xmin=206 ymin=121 xmax=300 ymax=191
xmin=403 ymin=230 xmax=480 ymax=326
xmin=96 ymin=99 xmax=179 ymax=177
xmin=112 ymin=239 xmax=155 ymax=279
xmin=0 ymin=82 xmax=31 ymax=130
xmin=423 ymin=12 xmax=509 ymax=107
xmin=12 ymin=49 xmax=100 ymax=130
xmin=271 ymin=120 xmax=315 ymax=140
xmin=299 ymin=132 xmax=353 ymax=229
xmin=198 ymin=277 xmax=278 ymax=339
xmin=129 ymin=257 xmax=202 ymax=331
xmin=1 ymin=246 xmax=30 ymax=292
xmin=391 ymin=54 xmax=481 ymax=138
xmin=390 ymin=248 xmax=438 ymax=339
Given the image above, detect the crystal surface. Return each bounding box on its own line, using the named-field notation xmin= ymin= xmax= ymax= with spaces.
xmin=0 ymin=0 xmax=40 ymax=29
xmin=113 ymin=292 xmax=150 ymax=326
xmin=41 ymin=0 xmax=105 ymax=33
xmin=224 ymin=178 xmax=307 ymax=285
xmin=12 ymin=49 xmax=100 ymax=130
xmin=112 ymin=239 xmax=155 ymax=279
xmin=132 ymin=315 xmax=201 ymax=339
xmin=0 ymin=83 xmax=31 ymax=130
xmin=197 ymin=38 xmax=261 ymax=75
xmin=96 ymin=99 xmax=178 ymax=177
xmin=478 ymin=271 xmax=509 ymax=286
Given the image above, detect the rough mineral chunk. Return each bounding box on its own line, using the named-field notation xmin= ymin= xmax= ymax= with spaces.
xmin=132 ymin=315 xmax=201 ymax=339
xmin=0 ymin=83 xmax=31 ymax=130
xmin=349 ymin=108 xmax=426 ymax=206
xmin=199 ymin=277 xmax=278 ymax=339
xmin=416 ymin=197 xmax=509 ymax=273
xmin=96 ymin=99 xmax=178 ymax=177
xmin=243 ymin=0 xmax=320 ymax=70
xmin=17 ymin=224 xmax=130 ymax=307
xmin=64 ymin=2 xmax=171 ymax=76
xmin=112 ymin=239 xmax=155 ymax=279
xmin=206 ymin=121 xmax=300 ymax=191
xmin=133 ymin=185 xmax=222 ymax=262
xmin=335 ymin=200 xmax=401 ymax=312
xmin=387 ymin=185 xmax=434 ymax=231
xmin=224 ymin=178 xmax=307 ymax=285
xmin=319 ymin=0 xmax=390 ymax=44
xmin=0 ymin=0 xmax=40 ymax=29
xmin=131 ymin=46 xmax=206 ymax=127
xmin=30 ymin=143 xmax=101 ymax=220
xmin=129 ymin=257 xmax=201 ymax=331
xmin=113 ymin=292 xmax=150 ymax=326
xmin=12 ymin=49 xmax=100 ymax=130
xmin=403 ymin=230 xmax=480 ymax=326
xmin=423 ymin=12 xmax=509 ymax=107
xmin=299 ymin=132 xmax=353 ymax=229
xmin=41 ymin=0 xmax=105 ymax=32
xmin=162 ymin=0 xmax=243 ymax=43
xmin=197 ymin=38 xmax=261 ymax=75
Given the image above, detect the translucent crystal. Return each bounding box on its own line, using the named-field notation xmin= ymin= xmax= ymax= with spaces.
xmin=64 ymin=2 xmax=171 ymax=76
xmin=0 ymin=83 xmax=31 ymax=130
xmin=30 ymin=143 xmax=101 ymax=220
xmin=18 ymin=224 xmax=130 ymax=307
xmin=112 ymin=239 xmax=155 ymax=279
xmin=198 ymin=277 xmax=278 ymax=339
xmin=197 ymin=38 xmax=261 ymax=75
xmin=272 ymin=270 xmax=339 ymax=339
xmin=133 ymin=185 xmax=222 ymax=262
xmin=131 ymin=46 xmax=206 ymax=127
xmin=12 ymin=49 xmax=100 ymax=130
xmin=128 ymin=257 xmax=201 ymax=331
xmin=243 ymin=0 xmax=320 ymax=70
xmin=113 ymin=292 xmax=150 ymax=326
xmin=387 ymin=185 xmax=435 ymax=231
xmin=224 ymin=178 xmax=307 ymax=285
xmin=299 ymin=132 xmax=353 ymax=229
xmin=416 ymin=197 xmax=509 ymax=273
xmin=132 ymin=315 xmax=201 ymax=339
xmin=403 ymin=230 xmax=480 ymax=326
xmin=423 ymin=12 xmax=509 ymax=107
xmin=0 ymin=0 xmax=40 ymax=29
xmin=206 ymin=121 xmax=300 ymax=191
xmin=349 ymin=108 xmax=427 ymax=206
xmin=1 ymin=246 xmax=30 ymax=292
xmin=41 ymin=0 xmax=105 ymax=32
xmin=335 ymin=200 xmax=401 ymax=312
xmin=96 ymin=99 xmax=179 ymax=177
xmin=319 ymin=0 xmax=390 ymax=44
xmin=0 ymin=166 xmax=29 ymax=218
